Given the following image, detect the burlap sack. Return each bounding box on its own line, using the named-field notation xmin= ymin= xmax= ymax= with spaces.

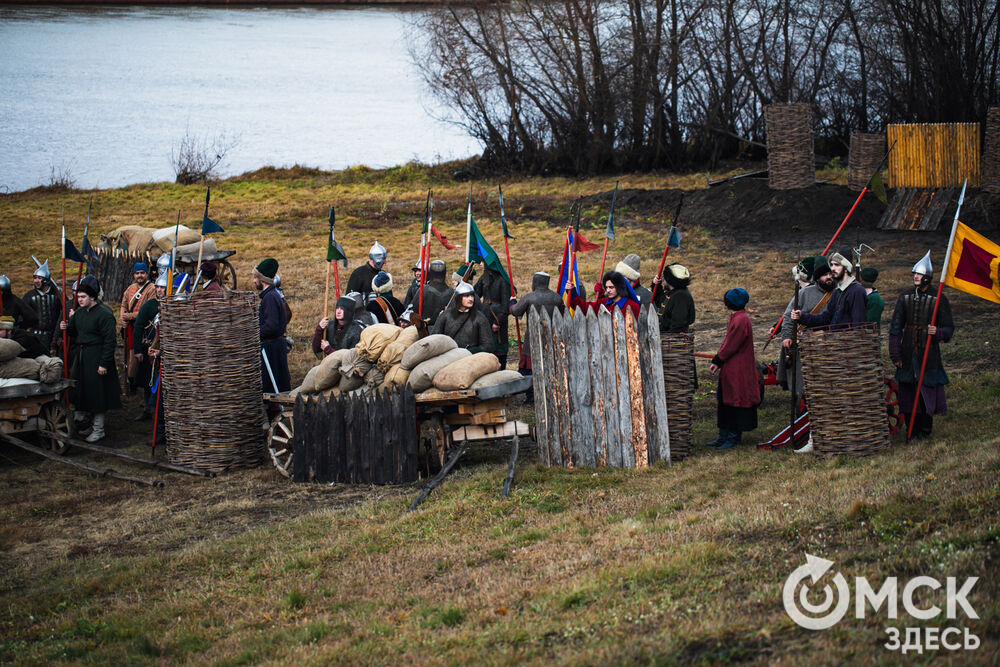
xmin=314 ymin=348 xmax=350 ymax=391
xmin=376 ymin=341 xmax=408 ymax=373
xmin=364 ymin=366 xmax=385 ymax=388
xmin=151 ymin=226 xmax=201 ymax=252
xmin=407 ymin=348 xmax=471 ymax=392
xmin=105 ymin=225 xmax=156 ymax=253
xmin=400 ymin=334 xmax=457 ymax=370
xmin=339 ymin=349 xmax=374 ymax=380
xmin=433 ymin=352 xmax=501 ymax=391
xmin=172 ymin=237 xmax=217 ymax=258
xmin=0 ymin=357 xmax=41 ymax=380
xmin=383 ymin=364 xmax=411 ymax=388
xmin=396 ymin=325 xmax=421 ymax=347
xmin=356 ymin=324 xmax=402 ymax=362
xmin=337 ymin=373 xmax=364 ymax=393
xmin=470 ymin=369 xmax=524 ymax=389
xmin=298 ymin=366 xmax=320 ymax=395
xmin=34 ymin=356 xmax=64 ymax=385
xmin=0 ymin=339 xmax=25 ymax=363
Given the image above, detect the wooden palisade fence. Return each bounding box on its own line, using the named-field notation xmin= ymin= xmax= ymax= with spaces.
xmin=527 ymin=304 xmax=670 ymax=468
xmin=90 ymin=248 xmax=152 ymax=304
xmin=887 ymin=123 xmax=981 ymax=188
xmin=292 ymin=387 xmax=418 ymax=484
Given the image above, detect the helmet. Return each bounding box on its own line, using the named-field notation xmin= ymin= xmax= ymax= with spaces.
xmin=912 ymin=250 xmax=933 ymax=277
xmin=0 ymin=275 xmax=10 ymax=292
xmin=455 ymin=281 xmax=475 ymax=296
xmin=412 ymin=260 xmax=422 ymax=272
xmin=32 ymin=256 xmax=51 ymax=280
xmin=273 ymin=274 xmax=282 ymax=289
xmin=154 ymin=274 xmax=169 ymax=288
xmin=369 ymin=242 xmax=387 ymax=269
xmin=157 ymin=254 xmax=171 ymax=270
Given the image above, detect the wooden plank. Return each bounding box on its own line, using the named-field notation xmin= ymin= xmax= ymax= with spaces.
xmin=541 ymin=309 xmax=562 ymax=467
xmin=451 ymin=421 xmax=530 ymax=441
xmin=472 ymin=375 xmax=532 ymax=401
xmin=315 ymin=394 xmax=329 ymax=483
xmin=403 ymin=388 xmax=419 ymax=483
xmin=0 ymin=379 xmax=72 ymax=400
xmin=445 ymin=410 xmax=506 ymax=425
xmin=330 ymin=393 xmax=346 ymax=483
xmin=414 ymin=389 xmax=478 ymax=405
xmin=568 ymin=309 xmax=595 ymax=467
xmin=552 ymin=309 xmax=573 ymax=467
xmin=457 ymin=399 xmax=507 ymax=414
xmin=613 ymin=308 xmax=634 ymax=468
xmin=642 ymin=304 xmax=671 ymax=465
xmin=587 ymin=309 xmax=608 ymax=466
xmin=599 ymin=307 xmax=621 ymax=467
xmin=527 ymin=308 xmax=549 ymax=466
xmin=291 ymin=395 xmax=307 ymax=482
xmin=624 ymin=309 xmax=648 ymax=467
xmin=345 ymin=394 xmax=359 ymax=484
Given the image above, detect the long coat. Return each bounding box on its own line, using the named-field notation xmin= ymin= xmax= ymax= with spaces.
xmin=776 ymin=283 xmax=828 ymax=394
xmin=510 ymin=278 xmax=565 ymax=358
xmin=474 ymin=269 xmax=512 ymax=357
xmin=432 ymin=302 xmax=494 ymax=353
xmin=798 ymin=277 xmax=867 ymax=329
xmin=420 ymin=279 xmax=454 ymax=326
xmin=259 ymin=285 xmax=291 ymax=393
xmin=67 ymin=302 xmax=122 ymax=413
xmin=888 ymin=287 xmax=953 ymax=414
xmin=712 ymin=309 xmax=758 ymax=409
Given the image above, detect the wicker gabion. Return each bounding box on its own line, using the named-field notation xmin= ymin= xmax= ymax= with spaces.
xmin=984 ymin=107 xmax=1000 ymax=194
xmin=848 ymin=133 xmax=887 ymax=191
xmin=765 ymin=103 xmax=815 ymax=190
xmin=160 ymin=291 xmax=268 ymax=471
xmin=661 ymin=332 xmax=694 ymax=461
xmin=799 ymin=326 xmax=890 ymax=456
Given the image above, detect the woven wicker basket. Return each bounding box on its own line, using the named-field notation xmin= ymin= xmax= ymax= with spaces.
xmin=799 ymin=326 xmax=890 ymax=456
xmin=661 ymin=332 xmax=694 ymax=460
xmin=984 ymin=107 xmax=1000 ymax=194
xmin=848 ymin=133 xmax=887 ymax=191
xmin=160 ymin=291 xmax=268 ymax=471
xmin=765 ymin=103 xmax=815 ymax=190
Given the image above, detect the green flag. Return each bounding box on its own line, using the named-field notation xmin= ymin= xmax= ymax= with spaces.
xmin=326 ymin=206 xmax=347 ymax=264
xmin=867 ymin=169 xmax=887 ymax=205
xmin=467 ymin=213 xmax=510 ymax=284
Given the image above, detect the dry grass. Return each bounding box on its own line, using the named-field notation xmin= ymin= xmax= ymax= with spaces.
xmin=1 ymin=162 xmax=998 ymax=664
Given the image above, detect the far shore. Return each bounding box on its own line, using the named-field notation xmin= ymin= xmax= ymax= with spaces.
xmin=3 ymin=0 xmax=449 ymax=4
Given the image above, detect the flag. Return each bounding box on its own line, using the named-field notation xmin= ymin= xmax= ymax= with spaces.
xmin=82 ymin=200 xmax=96 ymax=260
xmin=201 ymin=188 xmax=224 ymax=234
xmin=943 ymin=221 xmax=1000 ymax=304
xmin=432 ymin=224 xmax=459 ymax=250
xmin=573 ymin=231 xmax=601 ymax=252
xmin=499 ymin=185 xmax=514 ymax=239
xmin=867 ymin=169 xmax=887 ymax=205
xmin=557 ymin=227 xmax=585 ymax=310
xmin=326 ymin=206 xmax=347 ymax=264
xmin=605 ymin=181 xmax=619 ymax=242
xmin=64 ymin=238 xmax=86 ymax=264
xmin=466 ymin=212 xmax=510 ymax=283
xmin=667 ymin=226 xmax=682 ymax=249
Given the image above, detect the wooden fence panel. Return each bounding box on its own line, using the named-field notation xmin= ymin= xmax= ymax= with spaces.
xmin=527 ymin=309 xmax=549 ymax=466
xmin=887 ymin=123 xmax=981 ymax=188
xmin=641 ymin=305 xmax=671 ymax=464
xmin=613 ymin=309 xmax=635 ymax=468
xmin=599 ymin=309 xmax=622 ymax=467
xmin=587 ymin=310 xmax=609 ymax=466
xmin=568 ymin=307 xmax=596 ymax=467
xmin=552 ymin=309 xmax=574 ymax=466
xmin=624 ymin=310 xmax=648 ymax=467
xmin=540 ymin=309 xmax=563 ymax=467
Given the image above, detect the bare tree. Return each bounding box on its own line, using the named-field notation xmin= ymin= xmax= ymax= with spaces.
xmin=170 ymin=128 xmax=240 ymax=185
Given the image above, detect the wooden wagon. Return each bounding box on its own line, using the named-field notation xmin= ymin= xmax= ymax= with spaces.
xmin=174 ymin=248 xmax=238 ymax=290
xmin=0 ymin=379 xmax=73 ymax=454
xmin=262 ymin=375 xmax=533 ymax=479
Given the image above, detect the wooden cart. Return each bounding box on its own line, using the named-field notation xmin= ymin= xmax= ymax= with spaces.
xmin=0 ymin=379 xmax=74 ymax=454
xmin=175 ymin=248 xmax=238 ymax=290
xmin=262 ymin=376 xmax=533 ymax=479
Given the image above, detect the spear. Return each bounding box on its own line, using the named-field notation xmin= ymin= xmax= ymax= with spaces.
xmin=193 ymin=188 xmax=224 ymax=291
xmin=167 ymin=210 xmax=180 ymax=296
xmin=650 ymin=194 xmax=684 ymax=303
xmin=497 ymin=185 xmax=522 ymax=357
xmin=75 ymin=199 xmax=92 ymax=289
xmin=906 ymin=179 xmax=967 ymax=441
xmin=60 ymin=206 xmax=69 ymax=379
xmin=418 ymin=190 xmax=431 ymax=317
xmin=598 ymin=181 xmax=619 ymax=278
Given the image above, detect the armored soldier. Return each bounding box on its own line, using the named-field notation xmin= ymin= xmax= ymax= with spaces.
xmin=347 ymin=242 xmax=387 ymax=301
xmin=21 ymin=258 xmax=66 ymax=350
xmin=0 ymin=274 xmax=39 ymax=332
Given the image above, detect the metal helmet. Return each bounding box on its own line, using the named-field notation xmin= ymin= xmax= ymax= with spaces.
xmin=156 ymin=254 xmax=171 ymax=270
xmin=455 ymin=281 xmax=475 ymax=296
xmin=32 ymin=256 xmax=51 ymax=280
xmin=369 ymin=241 xmax=387 ymax=269
xmin=0 ymin=275 xmax=9 ymax=292
xmin=154 ymin=273 xmax=169 ymax=288
xmin=273 ymin=274 xmax=282 ymax=289
xmin=912 ymin=251 xmax=933 ymax=277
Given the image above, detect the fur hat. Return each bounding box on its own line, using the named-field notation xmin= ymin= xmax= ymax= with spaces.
xmin=724 ymin=288 xmax=749 ymax=310
xmin=372 ymin=271 xmax=393 ymax=295
xmin=859 ymin=267 xmax=879 ymax=284
xmin=615 ymin=253 xmax=641 ymax=283
xmin=0 ymin=316 xmax=13 ymax=331
xmin=829 ymin=249 xmax=854 ymax=275
xmin=812 ymin=255 xmax=832 ymax=281
xmin=253 ymin=258 xmax=278 ymax=284
xmin=665 ymin=263 xmax=691 ymax=289
xmin=793 ymin=256 xmax=816 ymax=283
xmin=78 ymin=274 xmax=100 ymax=300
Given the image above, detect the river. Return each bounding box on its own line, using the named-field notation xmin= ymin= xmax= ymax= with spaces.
xmin=0 ymin=6 xmax=480 ymax=193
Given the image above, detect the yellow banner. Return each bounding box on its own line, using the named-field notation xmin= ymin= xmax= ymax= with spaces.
xmin=943 ymin=221 xmax=1000 ymax=304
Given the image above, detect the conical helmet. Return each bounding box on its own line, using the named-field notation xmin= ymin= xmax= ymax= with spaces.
xmin=32 ymin=256 xmax=51 ymax=280
xmin=0 ymin=275 xmax=9 ymax=292
xmin=369 ymin=242 xmax=387 ymax=269
xmin=912 ymin=251 xmax=933 ymax=277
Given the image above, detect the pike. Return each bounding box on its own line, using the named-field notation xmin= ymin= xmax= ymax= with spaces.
xmin=650 ymin=194 xmax=684 ymax=303
xmin=498 ymin=184 xmax=522 ymax=358
xmin=74 ymin=199 xmax=92 ymax=290
xmin=60 ymin=205 xmax=69 ymax=380
xmin=907 ymin=179 xmax=967 ymax=441
xmin=418 ymin=190 xmax=431 ymax=317
xmin=763 ymin=142 xmax=896 ymax=349
xmin=167 ymin=210 xmax=181 ymax=296
xmin=568 ymin=198 xmax=582 ymax=296
xmin=597 ymin=181 xmax=619 ymax=278
xmin=193 ymin=188 xmax=224 ymax=292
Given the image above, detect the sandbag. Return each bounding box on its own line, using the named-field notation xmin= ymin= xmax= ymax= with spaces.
xmin=172 ymin=237 xmax=217 ymax=258
xmin=340 ymin=349 xmax=374 ymax=379
xmin=433 ymin=352 xmax=501 ymax=391
xmin=356 ymin=323 xmax=402 ymax=362
xmin=376 ymin=340 xmax=408 ymax=373
xmin=407 ymin=347 xmax=471 ymax=392
xmin=383 ymin=364 xmax=410 ymax=388
xmin=469 ymin=369 xmax=524 ymax=390
xmin=400 ymin=334 xmax=457 ymax=370
xmin=151 ymin=224 xmax=192 ymax=243
xmin=337 ymin=372 xmax=364 ymax=393
xmin=0 ymin=357 xmax=41 ymax=380
xmin=104 ymin=225 xmax=156 ymax=253
xmin=298 ymin=366 xmax=320 ymax=395
xmin=0 ymin=339 xmax=25 ymax=363
xmin=35 ymin=355 xmax=64 ymax=385
xmin=314 ymin=348 xmax=350 ymax=391
xmin=396 ymin=325 xmax=421 ymax=347
xmin=364 ymin=366 xmax=385 ymax=388
xmin=153 ymin=228 xmax=202 ymax=254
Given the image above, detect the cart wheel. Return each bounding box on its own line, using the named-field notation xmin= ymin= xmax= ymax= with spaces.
xmin=267 ymin=410 xmax=294 ymax=477
xmin=219 ymin=259 xmax=237 ymax=291
xmin=884 ymin=378 xmax=903 ymax=435
xmin=41 ymin=402 xmax=71 ymax=455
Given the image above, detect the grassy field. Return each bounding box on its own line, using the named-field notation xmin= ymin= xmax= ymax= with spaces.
xmin=1 ymin=163 xmax=998 ymax=664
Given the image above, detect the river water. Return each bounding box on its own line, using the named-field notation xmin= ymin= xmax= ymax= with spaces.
xmin=0 ymin=6 xmax=479 ymax=193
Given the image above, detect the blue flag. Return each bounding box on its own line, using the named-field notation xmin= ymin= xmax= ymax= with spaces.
xmin=65 ymin=238 xmax=86 ymax=264
xmin=201 ymin=188 xmax=224 ymax=234
xmin=667 ymin=226 xmax=682 ymax=249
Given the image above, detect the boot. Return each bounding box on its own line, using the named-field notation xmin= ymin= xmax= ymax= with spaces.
xmin=794 ymin=434 xmax=814 ymax=454
xmin=716 ymin=431 xmax=739 ymax=450
xmin=74 ymin=411 xmax=92 ymax=437
xmin=86 ymin=413 xmax=106 ymax=443
xmin=919 ymin=414 xmax=933 ymax=438
xmin=707 ymin=430 xmax=729 ymax=447
xmin=134 ymin=405 xmax=151 ymax=421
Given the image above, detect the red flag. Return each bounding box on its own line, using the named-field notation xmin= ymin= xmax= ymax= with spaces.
xmin=574 ymin=230 xmax=601 ymax=252
xmin=943 ymin=221 xmax=1000 ymax=304
xmin=431 ymin=224 xmax=459 ymax=250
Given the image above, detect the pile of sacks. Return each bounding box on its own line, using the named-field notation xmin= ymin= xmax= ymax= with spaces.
xmin=0 ymin=339 xmax=64 ymax=384
xmin=293 ymin=330 xmax=522 ymax=398
xmin=98 ymin=225 xmax=205 ymax=260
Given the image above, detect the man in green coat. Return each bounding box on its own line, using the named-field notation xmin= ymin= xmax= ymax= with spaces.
xmin=61 ymin=275 xmax=121 ymax=442
xmin=860 ymin=267 xmax=884 ymax=330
